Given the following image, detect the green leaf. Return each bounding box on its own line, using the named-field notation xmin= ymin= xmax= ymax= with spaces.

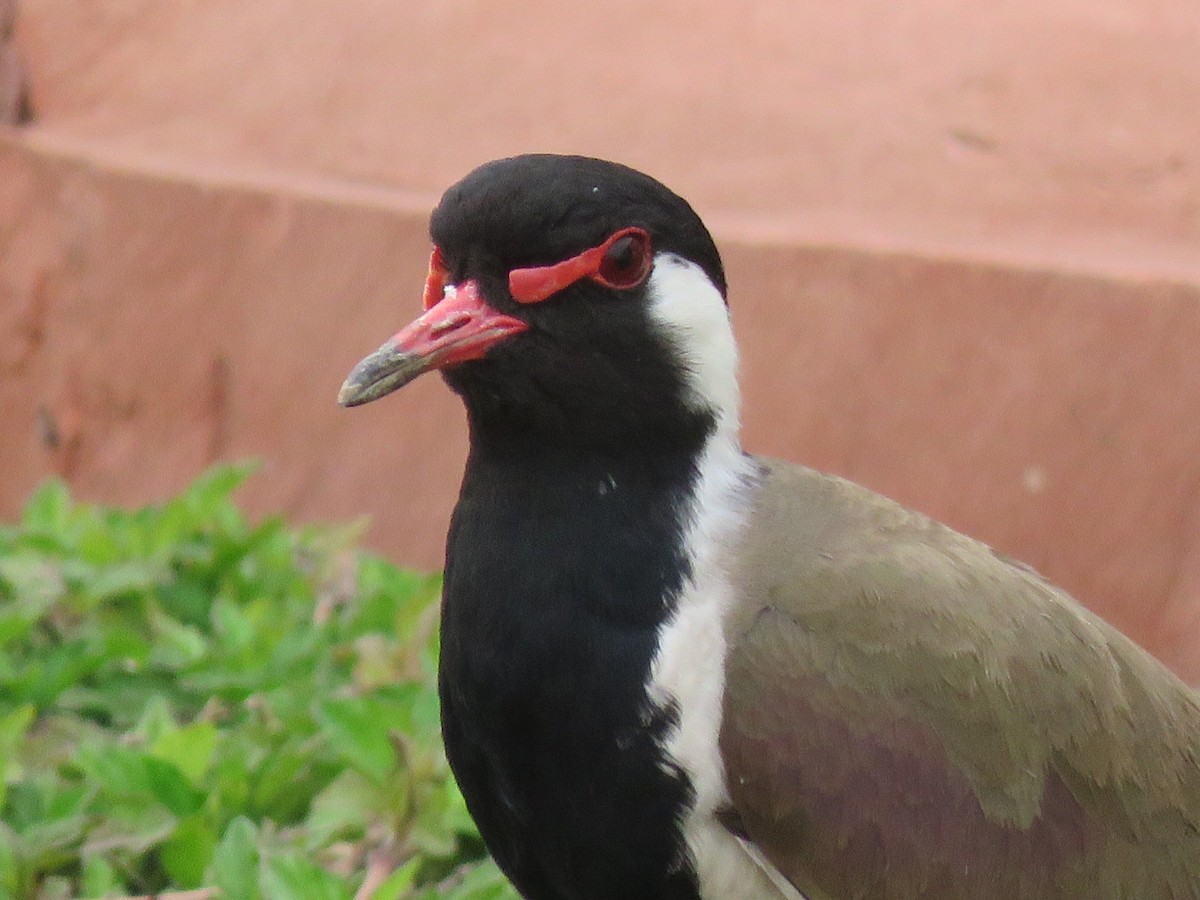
xmin=367 ymin=856 xmax=421 ymax=900
xmin=0 ymin=824 xmax=22 ymax=896
xmin=135 ymin=694 xmax=179 ymax=746
xmin=155 ymin=579 xmax=216 ymax=633
xmin=315 ymin=697 xmax=398 ymax=785
xmin=143 ymin=756 xmax=206 ymax=817
xmin=159 ymin=815 xmax=217 ymax=888
xmin=443 ymin=860 xmax=520 ymax=900
xmin=210 ymin=816 xmax=261 ymax=900
xmin=37 ymin=873 xmax=73 ymax=900
xmin=208 ymin=740 xmax=252 ymax=816
xmin=82 ymin=561 xmax=159 ymax=604
xmin=19 ymin=811 xmax=88 ymax=869
xmin=0 ymin=704 xmax=35 ymax=807
xmin=74 ymin=744 xmax=204 ymax=816
xmin=14 ymin=639 xmax=104 ymax=709
xmin=74 ymin=743 xmax=154 ymax=797
xmin=305 ymin=769 xmax=379 ymax=849
xmin=410 ymin=683 xmax=443 ymax=746
xmin=260 ymin=852 xmax=350 ymax=900
xmin=21 ymin=479 xmax=71 ymax=535
xmin=147 ymin=610 xmax=209 ymax=668
xmin=151 ymin=720 xmax=218 ymax=783
xmin=2 ymin=466 xmax=469 ymax=898
xmin=439 ymin=779 xmax=478 ymax=837
xmin=181 ymin=462 xmax=259 ymax=521
xmin=212 ymin=595 xmax=256 ymax=650
xmin=80 ymin=853 xmax=119 ymax=896
xmin=81 ymin=801 xmax=176 ymax=856
xmin=0 ymin=556 xmax=63 ymax=643
xmin=408 ymin=778 xmax=463 ymax=858
xmin=248 ymin=740 xmax=316 ymax=822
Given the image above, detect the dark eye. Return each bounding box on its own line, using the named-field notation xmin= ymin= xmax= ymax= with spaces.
xmin=595 ymin=229 xmax=652 ymax=290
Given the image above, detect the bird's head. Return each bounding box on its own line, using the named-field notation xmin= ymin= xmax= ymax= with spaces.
xmin=339 ymin=154 xmax=738 ymax=453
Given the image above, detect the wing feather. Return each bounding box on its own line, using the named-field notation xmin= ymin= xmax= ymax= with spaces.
xmin=720 ymin=460 xmax=1200 ymax=899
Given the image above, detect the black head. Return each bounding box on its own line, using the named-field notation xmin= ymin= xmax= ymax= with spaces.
xmin=430 ymin=154 xmax=725 ymax=294
xmin=339 ymin=154 xmax=733 ymax=455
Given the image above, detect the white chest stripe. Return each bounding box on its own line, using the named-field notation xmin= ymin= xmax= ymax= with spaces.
xmin=643 ymin=258 xmax=805 ymax=899
xmin=647 ymin=434 xmax=804 ymax=900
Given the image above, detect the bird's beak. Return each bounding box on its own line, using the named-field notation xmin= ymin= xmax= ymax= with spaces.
xmin=338 ymin=279 xmax=528 ymax=407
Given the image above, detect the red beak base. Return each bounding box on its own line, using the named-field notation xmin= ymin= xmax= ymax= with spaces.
xmin=338 ymin=280 xmax=527 ymax=407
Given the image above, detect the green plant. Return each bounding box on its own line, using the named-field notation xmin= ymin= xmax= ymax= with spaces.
xmin=0 ymin=464 xmax=518 ymax=900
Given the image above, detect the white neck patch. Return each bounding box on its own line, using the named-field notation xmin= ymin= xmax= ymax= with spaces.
xmin=642 ymin=257 xmax=805 ymax=897
xmin=645 ymin=253 xmax=740 ymax=437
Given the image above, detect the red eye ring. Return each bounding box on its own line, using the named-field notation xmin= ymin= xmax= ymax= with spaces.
xmin=422 ymin=246 xmax=448 ymax=310
xmin=508 ymin=227 xmax=654 ymax=304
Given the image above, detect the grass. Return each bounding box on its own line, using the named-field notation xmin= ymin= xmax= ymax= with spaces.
xmin=0 ymin=464 xmax=519 ymax=900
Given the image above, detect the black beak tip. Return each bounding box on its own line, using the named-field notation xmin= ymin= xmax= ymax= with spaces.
xmin=336 ymin=343 xmax=427 ymax=409
xmin=337 ymin=382 xmax=365 ymax=408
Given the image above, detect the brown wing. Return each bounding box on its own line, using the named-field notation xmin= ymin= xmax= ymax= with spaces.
xmin=720 ymin=459 xmax=1200 ymax=900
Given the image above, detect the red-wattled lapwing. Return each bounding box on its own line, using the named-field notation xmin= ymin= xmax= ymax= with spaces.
xmin=339 ymin=154 xmax=1200 ymax=900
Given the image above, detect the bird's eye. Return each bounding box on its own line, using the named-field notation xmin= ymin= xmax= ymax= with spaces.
xmin=595 ymin=229 xmax=652 ymax=290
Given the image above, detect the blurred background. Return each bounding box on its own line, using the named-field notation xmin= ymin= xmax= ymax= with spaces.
xmin=2 ymin=0 xmax=1199 ymax=681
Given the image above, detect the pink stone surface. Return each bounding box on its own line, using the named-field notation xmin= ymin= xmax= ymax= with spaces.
xmin=3 ymin=0 xmax=1199 ymax=678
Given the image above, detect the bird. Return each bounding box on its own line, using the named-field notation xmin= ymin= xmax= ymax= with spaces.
xmin=338 ymin=154 xmax=1200 ymax=900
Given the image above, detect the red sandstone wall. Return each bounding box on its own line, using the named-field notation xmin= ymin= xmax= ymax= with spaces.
xmin=0 ymin=0 xmax=30 ymax=123
xmin=2 ymin=1 xmax=1198 ymax=678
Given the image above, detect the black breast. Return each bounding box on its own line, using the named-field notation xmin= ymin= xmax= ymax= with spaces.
xmin=438 ymin=442 xmax=703 ymax=900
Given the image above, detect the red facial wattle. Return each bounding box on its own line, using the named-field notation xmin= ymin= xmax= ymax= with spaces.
xmin=508 ymin=227 xmax=653 ymax=304
xmin=423 ymin=246 xmax=449 ymax=310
